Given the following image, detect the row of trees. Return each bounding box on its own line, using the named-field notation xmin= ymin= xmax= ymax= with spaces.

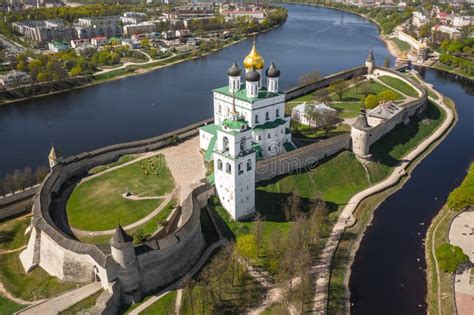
xmin=0 ymin=166 xmax=49 ymax=197
xmin=447 ymin=163 xmax=473 ymax=210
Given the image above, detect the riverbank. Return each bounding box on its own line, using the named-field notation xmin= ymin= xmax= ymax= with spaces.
xmin=326 ymin=82 xmax=457 ymax=313
xmin=0 ymin=24 xmax=284 ymax=107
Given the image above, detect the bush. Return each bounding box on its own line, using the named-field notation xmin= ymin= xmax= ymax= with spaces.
xmin=447 ymin=163 xmax=474 ymax=210
xmin=377 ymin=89 xmax=398 ymax=103
xmin=435 ymin=243 xmax=469 ymax=273
xmin=364 ymin=94 xmax=378 ymax=109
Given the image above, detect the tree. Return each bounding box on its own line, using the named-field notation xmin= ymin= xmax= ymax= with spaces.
xmin=435 ymin=243 xmax=469 ymax=273
xmin=236 ymin=234 xmax=257 ymax=260
xmin=351 ymin=75 xmax=365 ymax=95
xmin=329 ymin=79 xmax=348 ymax=100
xmin=298 ymin=70 xmax=321 ymax=93
xmin=364 ymin=94 xmax=378 ymax=109
xmin=35 ymin=166 xmax=49 ymax=184
xmin=0 ymin=179 xmax=5 ymax=197
xmin=377 ymin=89 xmax=398 ymax=103
xmin=70 ymin=65 xmax=82 ymax=77
xmin=314 ymin=88 xmax=331 ymax=104
xmin=383 ymin=57 xmax=391 ymax=68
xmin=284 ymin=193 xmax=301 ymax=221
xmin=447 ymin=163 xmax=474 ymax=210
xmin=304 ymin=104 xmax=340 ymax=137
xmin=252 ymin=213 xmax=264 ymax=258
xmin=359 ymin=81 xmax=372 ymax=98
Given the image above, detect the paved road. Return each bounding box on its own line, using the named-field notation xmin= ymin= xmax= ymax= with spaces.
xmin=18 ymin=282 xmax=102 ymax=315
xmin=0 ymin=35 xmax=24 ymax=54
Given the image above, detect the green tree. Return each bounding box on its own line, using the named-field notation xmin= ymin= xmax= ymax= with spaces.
xmin=236 ymin=234 xmax=257 ymax=260
xmin=70 ymin=65 xmax=82 ymax=77
xmin=364 ymin=94 xmax=378 ymax=109
xmin=435 ymin=243 xmax=469 ymax=273
xmin=447 ymin=164 xmax=474 ymax=210
xmin=329 ymin=79 xmax=348 ymax=100
xmin=377 ymin=89 xmax=398 ymax=103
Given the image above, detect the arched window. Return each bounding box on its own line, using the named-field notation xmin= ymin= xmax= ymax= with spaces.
xmin=240 ymin=138 xmax=245 ymax=152
xmin=255 ymin=114 xmax=259 ymax=124
xmin=217 ymin=159 xmax=222 ymax=170
xmin=218 ymin=104 xmax=222 ymax=113
xmin=223 ymin=136 xmax=229 ymax=152
xmin=247 ymin=159 xmax=252 ymax=171
xmin=226 ymin=163 xmax=232 ymax=174
xmin=238 ymin=162 xmax=243 ymax=174
xmin=265 ymin=112 xmax=270 ymax=121
xmin=276 ymin=108 xmax=280 ymax=117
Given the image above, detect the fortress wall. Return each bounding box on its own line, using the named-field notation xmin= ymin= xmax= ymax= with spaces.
xmin=136 ymin=184 xmax=210 ymax=293
xmin=285 ymin=66 xmax=367 ymax=101
xmin=395 ymin=30 xmax=422 ymax=51
xmin=256 ymin=134 xmax=351 ymax=182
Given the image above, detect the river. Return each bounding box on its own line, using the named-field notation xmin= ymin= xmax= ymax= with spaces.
xmin=349 ymin=68 xmax=474 ymax=314
xmin=0 ymin=4 xmax=392 ymax=177
xmin=1 ymin=4 xmax=473 ymax=314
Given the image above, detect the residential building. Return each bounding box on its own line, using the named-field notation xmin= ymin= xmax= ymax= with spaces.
xmin=452 ymin=16 xmax=473 ymax=28
xmin=432 ymin=25 xmax=462 ymax=39
xmin=76 ymin=16 xmax=122 ymax=38
xmin=91 ymin=36 xmax=108 ymax=46
xmin=0 ymin=70 xmax=32 ymax=86
xmin=123 ymin=22 xmax=156 ymax=36
xmin=12 ymin=19 xmax=75 ymax=43
xmin=121 ymin=12 xmax=147 ymax=25
xmin=70 ymin=38 xmax=90 ymax=48
xmin=48 ymin=40 xmax=69 ymax=52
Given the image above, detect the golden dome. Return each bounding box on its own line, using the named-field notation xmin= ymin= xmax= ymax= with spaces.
xmin=243 ymin=40 xmax=264 ymax=70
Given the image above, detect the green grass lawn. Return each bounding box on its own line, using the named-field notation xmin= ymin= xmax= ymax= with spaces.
xmin=0 ymin=295 xmax=25 ymax=315
xmin=331 ymin=81 xmax=405 ymax=102
xmin=140 ymin=290 xmax=176 ymax=315
xmin=330 ymin=102 xmax=362 ymax=118
xmin=59 ymin=289 xmax=103 ymax=315
xmin=67 ymin=155 xmax=174 ymax=231
xmin=0 ymin=252 xmax=79 ymax=301
xmin=389 ymin=38 xmax=411 ymax=52
xmin=0 ymin=217 xmax=29 ymax=251
xmin=378 ymin=76 xmax=419 ymax=98
xmin=88 ymin=155 xmax=137 ymax=175
xmin=78 ymin=199 xmax=177 ymax=244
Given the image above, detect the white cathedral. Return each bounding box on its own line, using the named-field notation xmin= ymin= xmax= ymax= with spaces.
xmin=199 ymin=41 xmax=294 ymax=220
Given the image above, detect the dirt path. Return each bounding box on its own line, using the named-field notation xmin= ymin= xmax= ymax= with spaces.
xmin=312 ymin=80 xmax=454 ymax=313
xmin=0 ymin=282 xmax=41 ymax=306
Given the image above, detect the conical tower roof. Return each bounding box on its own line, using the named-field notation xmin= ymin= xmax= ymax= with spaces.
xmin=265 ymin=60 xmax=280 ymax=78
xmin=110 ymin=224 xmax=133 ymax=246
xmin=48 ymin=145 xmax=61 ymax=160
xmin=353 ymin=106 xmax=371 ymax=130
xmin=366 ymin=49 xmax=375 ymax=63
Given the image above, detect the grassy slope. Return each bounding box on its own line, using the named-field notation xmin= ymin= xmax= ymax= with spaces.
xmin=59 ymin=289 xmax=104 ymax=315
xmin=389 ymin=38 xmax=411 ymax=52
xmin=327 ymin=100 xmax=448 ymax=313
xmin=0 ymin=252 xmax=78 ymax=301
xmin=379 ymin=75 xmax=419 ymax=97
xmin=0 ymin=295 xmax=25 ymax=315
xmin=78 ymin=199 xmax=177 ymax=244
xmin=331 ymin=81 xmax=405 ymax=102
xmin=88 ymin=155 xmax=136 ymax=175
xmin=140 ymin=290 xmax=177 ymax=315
xmin=67 ymin=155 xmax=174 ymax=231
xmin=0 ymin=217 xmax=29 ymax=251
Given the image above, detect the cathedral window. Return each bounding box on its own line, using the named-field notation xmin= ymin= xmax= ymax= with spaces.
xmin=223 ymin=137 xmax=229 ymax=152
xmin=247 ymin=159 xmax=252 ymax=171
xmin=255 ymin=115 xmax=259 ymax=123
xmin=226 ymin=163 xmax=232 ymax=174
xmin=265 ymin=112 xmax=269 ymax=121
xmin=217 ymin=159 xmax=223 ymax=170
xmin=267 ymin=134 xmax=271 ymax=139
xmin=238 ymin=163 xmax=243 ymax=175
xmin=218 ymin=104 xmax=222 ymax=113
xmin=276 ymin=109 xmax=280 ymax=117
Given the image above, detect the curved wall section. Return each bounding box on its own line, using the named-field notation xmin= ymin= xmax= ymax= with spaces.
xmin=19 ymin=118 xmax=214 ymax=297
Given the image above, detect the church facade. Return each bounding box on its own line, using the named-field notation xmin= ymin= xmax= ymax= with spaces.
xmin=199 ymin=41 xmax=295 ymax=220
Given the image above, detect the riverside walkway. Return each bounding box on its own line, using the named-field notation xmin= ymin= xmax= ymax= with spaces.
xmin=312 ymin=82 xmax=455 ymax=314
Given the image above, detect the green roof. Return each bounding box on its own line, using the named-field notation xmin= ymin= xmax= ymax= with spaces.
xmin=199 ymin=123 xmax=218 ymax=137
xmin=283 ymin=142 xmax=296 ymax=152
xmin=253 ymin=118 xmax=287 ymax=131
xmin=251 ymin=143 xmax=263 ymax=160
xmin=204 ymin=136 xmax=216 ymax=162
xmin=222 ymin=118 xmax=248 ymax=131
xmin=213 ymin=85 xmax=284 ymax=104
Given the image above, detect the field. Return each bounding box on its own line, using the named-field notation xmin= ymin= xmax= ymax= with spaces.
xmin=0 ymin=217 xmax=29 ymax=251
xmin=389 ymin=38 xmax=411 ymax=52
xmin=378 ymin=75 xmax=419 ymax=97
xmin=0 ymin=252 xmax=79 ymax=301
xmin=140 ymin=291 xmax=177 ymax=315
xmin=66 ymin=155 xmax=174 ymax=231
xmin=0 ymin=295 xmax=25 ymax=315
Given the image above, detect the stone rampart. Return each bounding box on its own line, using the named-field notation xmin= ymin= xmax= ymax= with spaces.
xmin=285 ymin=66 xmax=367 ymax=101
xmin=20 ymin=118 xmax=214 ymax=295
xmin=0 ymin=186 xmax=39 ymax=220
xmin=256 ymin=134 xmax=351 ymax=182
xmin=394 ymin=30 xmax=422 ymax=51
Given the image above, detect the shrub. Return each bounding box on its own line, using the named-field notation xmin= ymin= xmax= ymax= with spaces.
xmin=447 ymin=164 xmax=474 ymax=210
xmin=435 ymin=243 xmax=469 ymax=273
xmin=364 ymin=94 xmax=378 ymax=109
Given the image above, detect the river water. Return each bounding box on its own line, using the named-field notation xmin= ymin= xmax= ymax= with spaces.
xmin=0 ymin=4 xmax=392 ymax=177
xmin=349 ymin=69 xmax=474 ymax=314
xmin=1 ymin=4 xmax=473 ymax=314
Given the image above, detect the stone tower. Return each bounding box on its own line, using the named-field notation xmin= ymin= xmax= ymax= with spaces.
xmin=110 ymin=225 xmax=141 ymax=303
xmin=48 ymin=145 xmax=61 ymax=169
xmin=366 ymin=49 xmax=375 ymax=74
xmin=351 ymin=106 xmax=372 ymax=159
xmin=214 ymin=97 xmax=256 ymax=220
